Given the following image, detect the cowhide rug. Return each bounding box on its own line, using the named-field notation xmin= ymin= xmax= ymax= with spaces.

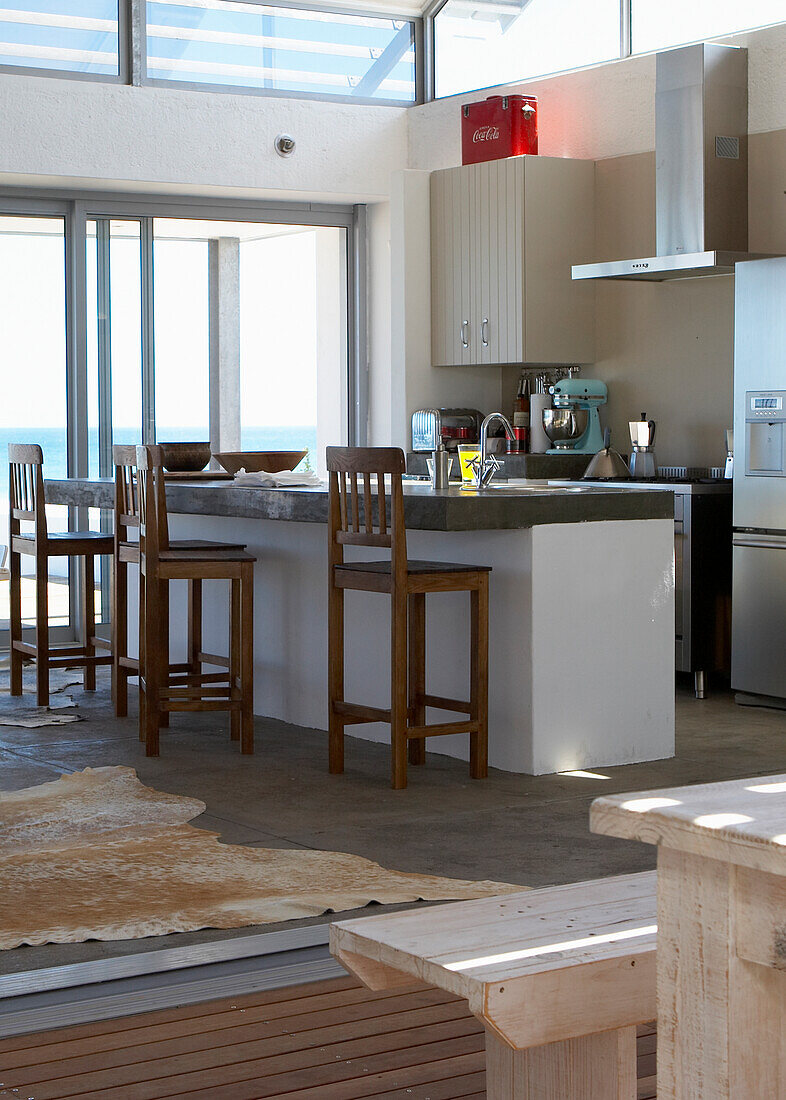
xmin=0 ymin=766 xmax=519 ymax=949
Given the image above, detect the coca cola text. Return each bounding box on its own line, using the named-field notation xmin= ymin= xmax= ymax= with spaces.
xmin=472 ymin=125 xmax=499 ymax=143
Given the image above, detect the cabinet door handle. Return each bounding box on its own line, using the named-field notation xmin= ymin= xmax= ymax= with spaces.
xmin=481 ymin=318 xmax=489 ymax=347
xmin=461 ymin=320 xmax=469 ymax=349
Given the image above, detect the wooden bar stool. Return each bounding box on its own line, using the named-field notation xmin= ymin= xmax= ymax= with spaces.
xmin=8 ymin=443 xmax=113 ymax=707
xmin=327 ymin=446 xmax=490 ymax=790
xmin=112 ymin=444 xmax=246 ymax=719
xmin=136 ymin=445 xmax=256 ymax=756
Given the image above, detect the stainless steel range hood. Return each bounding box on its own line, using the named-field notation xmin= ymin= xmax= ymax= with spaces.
xmin=573 ymin=43 xmax=770 ymax=283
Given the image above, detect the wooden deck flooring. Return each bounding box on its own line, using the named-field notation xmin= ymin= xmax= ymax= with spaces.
xmin=0 ymin=976 xmax=657 ymax=1098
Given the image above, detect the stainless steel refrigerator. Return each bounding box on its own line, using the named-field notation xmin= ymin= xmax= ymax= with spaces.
xmin=732 ymin=257 xmax=786 ymax=702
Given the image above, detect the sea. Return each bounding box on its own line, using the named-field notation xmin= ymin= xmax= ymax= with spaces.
xmin=0 ymin=425 xmax=317 ymax=499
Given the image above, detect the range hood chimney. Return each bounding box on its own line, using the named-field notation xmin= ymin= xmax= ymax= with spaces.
xmin=573 ymin=43 xmax=770 ymax=282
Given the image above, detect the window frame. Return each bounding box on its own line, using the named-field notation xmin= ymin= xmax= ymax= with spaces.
xmin=0 ymin=0 xmax=421 ymax=105
xmin=424 ymin=0 xmax=632 ymax=102
xmin=0 ymin=187 xmax=367 ymax=651
xmin=422 ymin=0 xmax=786 ymax=102
xmin=140 ymin=0 xmax=421 ymax=106
xmin=0 ymin=0 xmax=130 ymax=85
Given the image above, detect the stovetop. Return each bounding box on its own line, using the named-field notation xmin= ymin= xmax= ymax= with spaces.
xmin=582 ymin=476 xmax=725 ymax=485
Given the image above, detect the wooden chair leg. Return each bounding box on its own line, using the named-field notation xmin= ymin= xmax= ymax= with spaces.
xmin=391 ymin=585 xmax=409 ymax=790
xmin=230 ymin=577 xmax=241 ymax=742
xmin=138 ymin=566 xmax=146 ymax=742
xmin=82 ymin=555 xmax=96 ymax=691
xmin=470 ymin=575 xmax=489 ymax=780
xmin=9 ymin=547 xmax=23 ymax=697
xmin=187 ymin=578 xmax=202 ymax=675
xmin=328 ymin=577 xmax=345 ymax=774
xmin=113 ymin=556 xmax=128 ymax=717
xmin=158 ymin=579 xmax=170 ymax=729
xmin=143 ymin=567 xmax=161 ymax=757
xmin=239 ymin=563 xmax=254 ymax=754
xmin=408 ymin=592 xmax=426 ymax=766
xmin=35 ymin=550 xmax=49 ymax=708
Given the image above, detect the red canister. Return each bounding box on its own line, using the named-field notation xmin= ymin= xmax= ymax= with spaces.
xmin=461 ymin=94 xmax=538 ymax=166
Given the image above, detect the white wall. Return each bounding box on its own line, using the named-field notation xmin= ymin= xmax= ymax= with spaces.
xmin=366 ymin=200 xmax=395 ymax=447
xmin=0 ymin=75 xmax=408 ymax=202
xmin=408 ymin=21 xmax=786 ymax=170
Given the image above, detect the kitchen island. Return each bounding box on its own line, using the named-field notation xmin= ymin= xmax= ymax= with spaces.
xmin=47 ymin=478 xmax=675 ymax=775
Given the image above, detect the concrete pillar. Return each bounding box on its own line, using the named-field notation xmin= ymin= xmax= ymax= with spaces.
xmin=208 ymin=237 xmax=241 ymax=461
xmin=315 ymin=227 xmax=347 ymax=473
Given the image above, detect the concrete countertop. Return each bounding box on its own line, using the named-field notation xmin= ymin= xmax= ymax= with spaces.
xmin=46 ymin=477 xmax=673 ymax=531
xmin=549 ymin=477 xmax=733 ymax=496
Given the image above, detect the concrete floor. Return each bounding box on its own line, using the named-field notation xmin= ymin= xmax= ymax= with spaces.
xmin=2 ymin=670 xmax=786 ymax=975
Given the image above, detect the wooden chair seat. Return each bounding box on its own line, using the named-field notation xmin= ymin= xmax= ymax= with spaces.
xmin=168 ymin=538 xmax=247 ymax=552
xmin=158 ymin=548 xmax=256 ymax=564
xmin=336 ymin=559 xmax=493 ymax=576
xmin=119 ymin=538 xmax=247 ymax=564
xmin=13 ymin=530 xmax=114 ymax=552
xmin=328 ymin=446 xmax=490 ymax=789
xmin=331 ymin=870 xmax=657 ymax=1100
xmin=8 ymin=443 xmax=112 ymax=706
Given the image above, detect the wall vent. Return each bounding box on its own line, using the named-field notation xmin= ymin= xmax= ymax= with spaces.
xmin=715 ymin=135 xmax=740 ymax=160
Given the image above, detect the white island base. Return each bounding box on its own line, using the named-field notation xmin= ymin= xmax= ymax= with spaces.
xmin=161 ymin=513 xmax=675 ymax=776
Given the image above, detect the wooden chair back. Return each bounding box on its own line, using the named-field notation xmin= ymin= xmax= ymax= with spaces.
xmin=113 ymin=444 xmax=141 ymax=544
xmin=326 ymin=447 xmax=407 ymax=577
xmin=8 ymin=443 xmax=46 ymax=540
xmin=135 ymin=445 xmax=171 ymax=573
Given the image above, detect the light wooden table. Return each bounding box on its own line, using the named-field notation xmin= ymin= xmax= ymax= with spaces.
xmin=331 ymin=872 xmax=656 ymax=1099
xmin=592 ymin=774 xmax=786 ymax=1098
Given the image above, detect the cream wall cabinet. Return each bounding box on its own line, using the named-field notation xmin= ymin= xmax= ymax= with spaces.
xmin=430 ymin=155 xmax=595 ymax=367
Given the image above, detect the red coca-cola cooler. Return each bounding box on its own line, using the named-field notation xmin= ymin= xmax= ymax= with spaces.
xmin=461 ymin=94 xmax=538 ymax=166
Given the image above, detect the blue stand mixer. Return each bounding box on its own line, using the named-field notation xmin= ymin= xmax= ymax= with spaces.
xmin=544 ymin=378 xmax=607 ymax=455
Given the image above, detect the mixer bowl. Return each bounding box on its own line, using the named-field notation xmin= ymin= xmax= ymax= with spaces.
xmin=542 ymin=408 xmax=588 ymax=445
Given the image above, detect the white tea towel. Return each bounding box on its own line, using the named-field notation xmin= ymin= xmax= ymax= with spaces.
xmin=234 ymin=469 xmax=323 ymax=488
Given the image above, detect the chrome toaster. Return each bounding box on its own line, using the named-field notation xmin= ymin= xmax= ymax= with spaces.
xmin=411 ymin=408 xmax=483 ymax=452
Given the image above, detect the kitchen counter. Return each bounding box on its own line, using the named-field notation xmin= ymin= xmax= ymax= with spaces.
xmin=550 ymin=477 xmax=732 ymax=496
xmin=47 ymin=476 xmax=675 ymax=776
xmin=46 ymin=477 xmax=673 ymax=529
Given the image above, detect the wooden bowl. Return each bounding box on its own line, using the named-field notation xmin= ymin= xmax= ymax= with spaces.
xmin=214 ymin=450 xmax=308 ymax=476
xmin=158 ymin=442 xmax=212 ymax=472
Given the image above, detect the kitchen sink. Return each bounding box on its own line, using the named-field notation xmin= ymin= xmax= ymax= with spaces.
xmin=484 ymin=479 xmax=584 ymax=493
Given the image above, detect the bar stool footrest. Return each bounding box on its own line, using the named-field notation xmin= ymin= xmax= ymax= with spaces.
xmin=407 ymin=720 xmax=479 ymax=739
xmin=197 ymin=651 xmax=231 ymax=669
xmin=334 ymin=701 xmax=392 ymax=724
xmin=418 ymin=693 xmax=472 ymax=714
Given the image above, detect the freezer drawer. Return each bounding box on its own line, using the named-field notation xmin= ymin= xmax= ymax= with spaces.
xmin=732 ymin=537 xmax=786 ymax=698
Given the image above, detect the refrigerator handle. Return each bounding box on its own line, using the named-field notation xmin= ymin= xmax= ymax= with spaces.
xmin=733 ymin=533 xmax=786 ymax=550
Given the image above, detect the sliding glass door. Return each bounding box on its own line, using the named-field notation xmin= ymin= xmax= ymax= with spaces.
xmin=0 ymin=194 xmax=361 ymax=652
xmin=86 ymin=217 xmax=145 ymax=624
xmin=0 ymin=214 xmax=74 ymax=641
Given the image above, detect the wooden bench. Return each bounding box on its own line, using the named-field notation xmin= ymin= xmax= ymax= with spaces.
xmin=330 ymin=870 xmax=657 ymax=1099
xmin=592 ymin=774 xmax=786 ymax=1098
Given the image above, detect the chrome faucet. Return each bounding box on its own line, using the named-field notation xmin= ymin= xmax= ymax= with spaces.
xmin=469 ymin=412 xmax=516 ymax=490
